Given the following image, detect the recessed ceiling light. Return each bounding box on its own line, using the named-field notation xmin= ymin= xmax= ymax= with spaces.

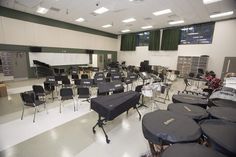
xmin=203 ymin=0 xmax=222 ymax=5
xmin=36 ymin=7 xmax=48 ymax=14
xmin=102 ymin=24 xmax=112 ymax=28
xmin=210 ymin=11 xmax=234 ymax=18
xmin=94 ymin=7 xmax=109 ymax=14
xmin=121 ymin=29 xmax=131 ymax=33
xmin=141 ymin=25 xmax=153 ymax=29
xmin=169 ymin=20 xmax=184 ymax=25
xmin=153 ymin=9 xmax=172 ymax=16
xmin=122 ymin=18 xmax=136 ymax=23
xmin=75 ymin=18 xmax=85 ymax=22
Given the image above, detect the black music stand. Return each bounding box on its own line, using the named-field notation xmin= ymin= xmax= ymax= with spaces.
xmin=138 ymin=72 xmax=151 ymax=108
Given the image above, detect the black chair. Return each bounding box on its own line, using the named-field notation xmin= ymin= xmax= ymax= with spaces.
xmin=74 ymin=79 xmax=81 ymax=87
xmin=44 ymin=81 xmax=56 ymax=100
xmin=184 ymin=78 xmax=191 ymax=91
xmin=94 ymin=76 xmax=105 ymax=85
xmin=124 ymin=78 xmax=132 ymax=91
xmin=62 ymin=78 xmax=73 ymax=88
xmin=59 ymin=88 xmax=77 ymax=113
xmin=189 ymin=72 xmax=195 ymax=78
xmin=77 ymin=87 xmax=90 ymax=103
xmin=135 ymin=85 xmax=146 ymax=107
xmin=111 ymin=73 xmax=122 ymax=81
xmin=32 ymin=85 xmax=49 ymax=101
xmin=72 ymin=74 xmax=79 ymax=80
xmin=20 ymin=91 xmax=47 ymax=123
xmin=81 ymin=74 xmax=89 ymax=79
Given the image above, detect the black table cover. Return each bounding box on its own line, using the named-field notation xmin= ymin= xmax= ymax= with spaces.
xmin=172 ymin=94 xmax=208 ymax=108
xmin=97 ymin=81 xmax=124 ymax=94
xmin=91 ymin=91 xmax=140 ymax=120
xmin=161 ymin=143 xmax=226 ymax=157
xmin=209 ymin=99 xmax=236 ymax=108
xmin=201 ymin=119 xmax=236 ymax=156
xmin=207 ymin=107 xmax=236 ymax=123
xmin=142 ymin=110 xmax=201 ymax=144
xmin=167 ymin=103 xmax=208 ymax=121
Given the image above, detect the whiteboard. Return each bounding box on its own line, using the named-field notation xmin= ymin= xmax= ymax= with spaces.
xmin=29 ymin=52 xmax=89 ymax=67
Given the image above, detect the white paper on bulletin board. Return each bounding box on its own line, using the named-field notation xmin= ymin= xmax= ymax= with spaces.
xmin=29 ymin=52 xmax=89 ymax=67
xmin=107 ymin=54 xmax=112 ymax=59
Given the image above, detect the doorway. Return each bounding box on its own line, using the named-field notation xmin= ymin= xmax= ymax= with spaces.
xmin=221 ymin=57 xmax=236 ymax=79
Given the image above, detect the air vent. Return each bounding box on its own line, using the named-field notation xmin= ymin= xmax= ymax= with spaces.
xmin=50 ymin=7 xmax=60 ymax=12
xmin=113 ymin=8 xmax=127 ymax=13
xmin=90 ymin=12 xmax=98 ymax=16
xmin=144 ymin=17 xmax=152 ymax=20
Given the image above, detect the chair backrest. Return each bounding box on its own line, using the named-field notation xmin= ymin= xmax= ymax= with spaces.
xmin=94 ymin=76 xmax=105 ymax=84
xmin=74 ymin=79 xmax=81 ymax=86
xmin=94 ymin=72 xmax=104 ymax=78
xmin=78 ymin=87 xmax=90 ymax=96
xmin=135 ymin=85 xmax=143 ymax=93
xmin=81 ymin=74 xmax=89 ymax=79
xmin=32 ymin=85 xmax=45 ymax=94
xmin=60 ymin=88 xmax=73 ymax=97
xmin=189 ymin=72 xmax=195 ymax=78
xmin=111 ymin=73 xmax=122 ymax=81
xmin=72 ymin=74 xmax=79 ymax=80
xmin=62 ymin=78 xmax=71 ymax=85
xmin=44 ymin=82 xmax=55 ymax=91
xmin=20 ymin=92 xmax=35 ymax=104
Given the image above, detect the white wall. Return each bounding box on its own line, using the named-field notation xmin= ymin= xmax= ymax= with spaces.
xmin=118 ymin=19 xmax=236 ymax=77
xmin=0 ymin=16 xmax=118 ymax=51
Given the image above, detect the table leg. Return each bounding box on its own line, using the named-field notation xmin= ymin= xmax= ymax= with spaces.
xmin=92 ymin=115 xmax=110 ymax=144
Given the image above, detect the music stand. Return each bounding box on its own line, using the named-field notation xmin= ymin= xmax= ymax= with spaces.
xmin=138 ymin=72 xmax=151 ymax=108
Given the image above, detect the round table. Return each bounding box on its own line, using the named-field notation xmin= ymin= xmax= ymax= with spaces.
xmin=161 ymin=143 xmax=226 ymax=157
xmin=207 ymin=107 xmax=236 ymax=123
xmin=142 ymin=110 xmax=201 ymax=145
xmin=209 ymin=99 xmax=236 ymax=108
xmin=201 ymin=119 xmax=236 ymax=157
xmin=172 ymin=94 xmax=208 ymax=109
xmin=167 ymin=103 xmax=208 ymax=121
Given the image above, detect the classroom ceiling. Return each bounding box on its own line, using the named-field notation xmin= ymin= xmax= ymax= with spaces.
xmin=0 ymin=0 xmax=236 ymax=35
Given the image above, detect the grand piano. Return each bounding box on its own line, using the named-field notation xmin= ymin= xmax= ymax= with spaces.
xmin=91 ymin=91 xmax=141 ymax=143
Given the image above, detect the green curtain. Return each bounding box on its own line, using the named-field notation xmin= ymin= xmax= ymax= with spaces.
xmin=161 ymin=28 xmax=180 ymax=50
xmin=148 ymin=30 xmax=160 ymax=51
xmin=120 ymin=33 xmax=136 ymax=51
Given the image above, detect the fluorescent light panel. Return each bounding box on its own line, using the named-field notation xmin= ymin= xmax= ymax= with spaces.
xmin=102 ymin=24 xmax=112 ymax=28
xmin=76 ymin=18 xmax=85 ymax=22
xmin=203 ymin=0 xmax=222 ymax=5
xmin=141 ymin=25 xmax=153 ymax=29
xmin=121 ymin=29 xmax=130 ymax=33
xmin=210 ymin=11 xmax=234 ymax=18
xmin=153 ymin=9 xmax=172 ymax=16
xmin=122 ymin=18 xmax=136 ymax=23
xmin=169 ymin=20 xmax=184 ymax=25
xmin=37 ymin=7 xmax=48 ymax=14
xmin=94 ymin=7 xmax=109 ymax=14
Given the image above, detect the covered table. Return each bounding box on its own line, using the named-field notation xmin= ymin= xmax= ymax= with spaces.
xmin=209 ymin=99 xmax=236 ymax=108
xmin=172 ymin=94 xmax=208 ymax=109
xmin=161 ymin=143 xmax=226 ymax=157
xmin=207 ymin=107 xmax=236 ymax=123
xmin=91 ymin=91 xmax=141 ymax=143
xmin=167 ymin=103 xmax=208 ymax=121
xmin=201 ymin=119 xmax=236 ymax=157
xmin=142 ymin=110 xmax=201 ymax=155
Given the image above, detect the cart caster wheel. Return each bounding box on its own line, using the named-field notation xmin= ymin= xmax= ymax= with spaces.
xmin=92 ymin=129 xmax=96 ymax=134
xmin=106 ymin=139 xmax=110 ymax=144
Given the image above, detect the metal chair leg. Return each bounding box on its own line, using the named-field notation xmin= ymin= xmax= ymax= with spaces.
xmin=60 ymin=101 xmax=62 ymax=113
xmin=21 ymin=105 xmax=25 ymax=120
xmin=33 ymin=106 xmax=37 ymax=123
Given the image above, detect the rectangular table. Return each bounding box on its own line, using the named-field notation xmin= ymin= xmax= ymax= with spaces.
xmin=97 ymin=81 xmax=124 ymax=95
xmin=91 ymin=91 xmax=141 ymax=143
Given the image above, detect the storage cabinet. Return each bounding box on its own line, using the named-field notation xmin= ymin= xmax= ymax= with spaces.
xmin=177 ymin=56 xmax=209 ymax=77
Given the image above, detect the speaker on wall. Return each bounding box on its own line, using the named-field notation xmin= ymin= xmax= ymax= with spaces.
xmin=30 ymin=46 xmax=42 ymax=52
